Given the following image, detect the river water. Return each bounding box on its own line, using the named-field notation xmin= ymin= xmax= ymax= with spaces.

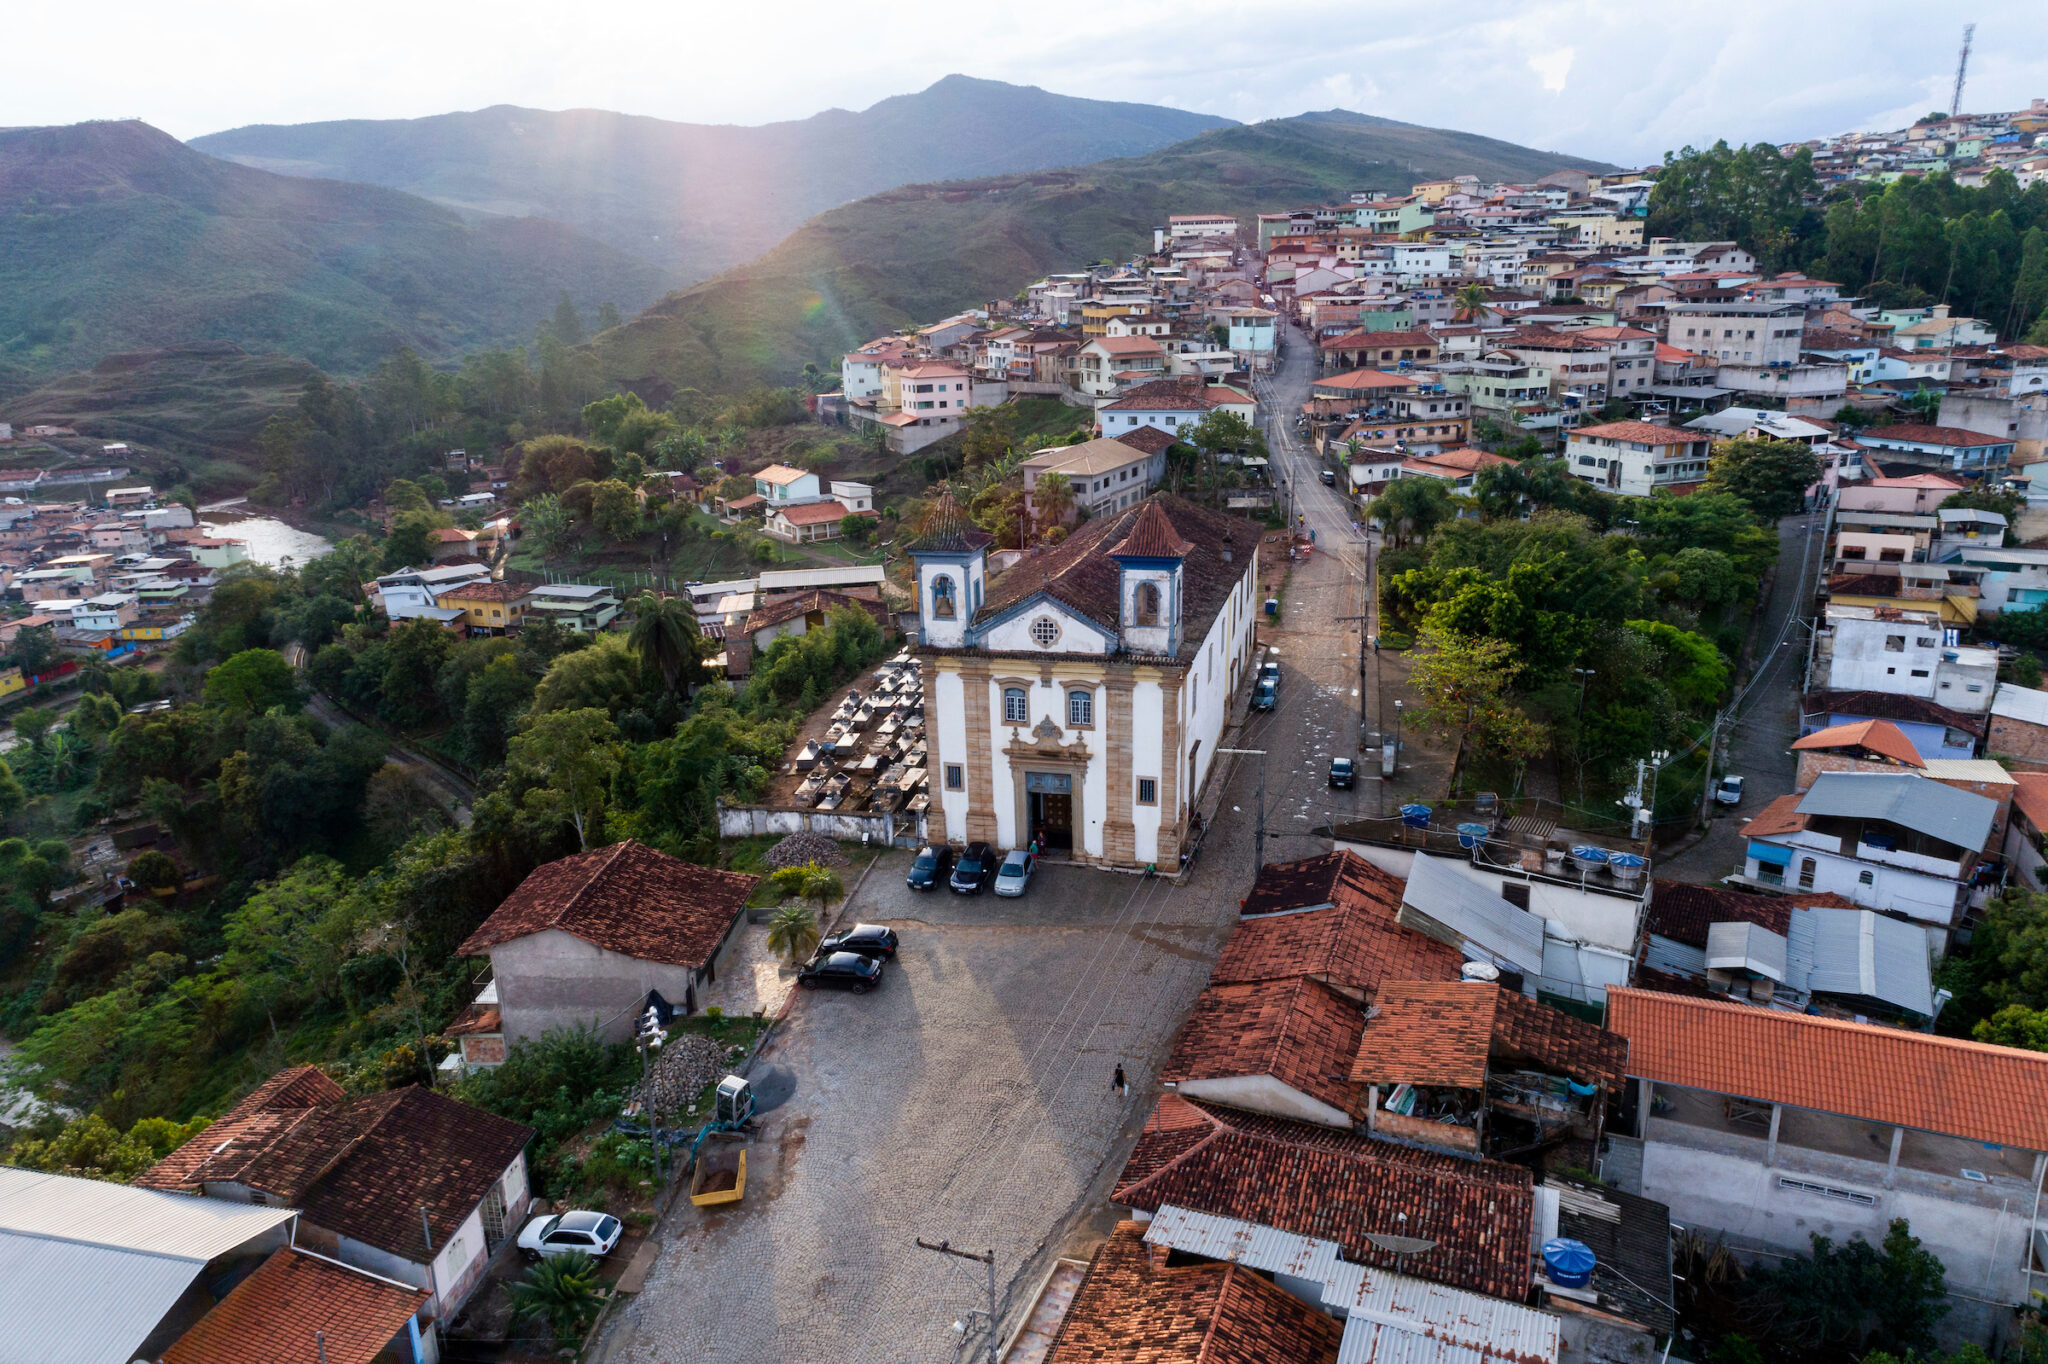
xmin=199 ymin=515 xmax=334 ymax=568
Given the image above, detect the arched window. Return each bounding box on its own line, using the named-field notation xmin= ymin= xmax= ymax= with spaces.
xmin=1003 ymin=687 xmax=1028 ymax=723
xmin=1798 ymin=858 xmax=1817 ymax=890
xmin=1134 ymin=582 xmax=1161 ymax=626
xmin=1068 ymin=689 xmax=1094 ymax=727
xmin=931 ymin=574 xmax=955 ymax=620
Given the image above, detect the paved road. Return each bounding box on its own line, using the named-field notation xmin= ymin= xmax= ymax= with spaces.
xmin=1658 ymin=506 xmax=1828 ymax=882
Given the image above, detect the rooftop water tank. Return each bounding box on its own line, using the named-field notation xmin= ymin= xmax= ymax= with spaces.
xmin=1400 ymin=803 xmax=1433 ymax=828
xmin=1461 ymin=961 xmax=1501 ymax=983
xmin=1543 ymin=1238 xmax=1597 ymax=1289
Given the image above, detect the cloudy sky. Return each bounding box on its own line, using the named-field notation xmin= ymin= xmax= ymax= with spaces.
xmin=9 ymin=0 xmax=2046 ymax=164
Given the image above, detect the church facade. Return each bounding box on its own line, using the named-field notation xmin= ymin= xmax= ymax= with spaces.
xmin=911 ymin=492 xmax=1261 ymax=869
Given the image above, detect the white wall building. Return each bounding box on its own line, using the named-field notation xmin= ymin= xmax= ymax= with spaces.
xmin=913 ymin=492 xmax=1258 ymax=868
xmin=1815 ymin=604 xmax=1997 ymax=711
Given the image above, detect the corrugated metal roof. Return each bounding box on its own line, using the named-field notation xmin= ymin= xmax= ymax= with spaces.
xmin=1787 ymin=907 xmax=1934 ymax=1016
xmin=1705 ymin=921 xmax=1788 ymax=982
xmin=1794 ymin=772 xmax=1995 ymax=852
xmin=1399 ymin=855 xmax=1546 ymax=977
xmin=1145 ymin=1204 xmax=1559 ymax=1364
xmin=1643 ymin=936 xmax=1707 ymax=978
xmin=0 ymin=1168 xmax=295 ymax=1364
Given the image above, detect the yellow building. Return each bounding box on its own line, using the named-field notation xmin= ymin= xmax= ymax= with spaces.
xmin=437 ymin=581 xmax=532 ymax=635
xmin=0 ymin=667 xmax=24 ymax=700
xmin=1080 ymin=302 xmax=1146 ymax=337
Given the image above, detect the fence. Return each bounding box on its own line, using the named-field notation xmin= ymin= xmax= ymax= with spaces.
xmin=717 ymin=800 xmax=927 ymax=848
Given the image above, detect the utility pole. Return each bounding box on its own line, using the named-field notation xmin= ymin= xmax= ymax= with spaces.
xmin=1217 ymin=747 xmax=1268 ymax=873
xmin=1951 ymin=23 xmax=1975 ymax=118
xmin=1337 ymin=614 xmax=1372 ymax=750
xmin=1695 ymin=708 xmax=1728 ymax=830
xmin=916 ymin=1239 xmax=998 ymax=1364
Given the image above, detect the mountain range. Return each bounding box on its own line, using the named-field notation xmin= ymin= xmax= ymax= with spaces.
xmin=0 ymin=120 xmax=667 ymax=398
xmin=592 ymin=110 xmax=1612 ymax=397
xmin=189 ymin=76 xmax=1236 ymax=281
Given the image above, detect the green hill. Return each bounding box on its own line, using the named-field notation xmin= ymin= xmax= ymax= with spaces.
xmin=591 ymin=111 xmax=1613 ymax=398
xmin=0 ymin=120 xmax=671 ymax=396
xmin=189 ymin=76 xmax=1235 ymax=281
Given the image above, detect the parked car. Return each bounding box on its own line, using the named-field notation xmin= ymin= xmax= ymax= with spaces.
xmin=1329 ymin=757 xmax=1355 ymax=789
xmin=797 ymin=950 xmax=884 ymax=993
xmin=950 ymin=841 xmax=997 ymax=894
xmin=1714 ymin=774 xmax=1746 ymax=806
xmin=518 ymin=1210 xmax=624 ymax=1261
xmin=1259 ymin=659 xmax=1280 ymax=683
xmin=1320 ymin=467 xmax=1337 ymax=486
xmin=819 ymin=923 xmax=899 ymax=960
xmin=993 ymin=848 xmax=1036 ymax=897
xmin=1252 ymin=677 xmax=1277 ymax=712
xmin=906 ymin=844 xmax=953 ymax=891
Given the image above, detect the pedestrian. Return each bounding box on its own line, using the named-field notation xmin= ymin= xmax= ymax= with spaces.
xmin=1113 ymin=1063 xmax=1128 ymax=1096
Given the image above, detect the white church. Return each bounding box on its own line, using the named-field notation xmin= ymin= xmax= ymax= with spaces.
xmin=911 ymin=491 xmax=1262 ymax=869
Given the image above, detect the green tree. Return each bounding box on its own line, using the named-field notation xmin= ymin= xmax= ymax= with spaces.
xmin=1757 ymin=1219 xmax=1948 ymax=1360
xmin=627 ymin=593 xmax=702 ymax=695
xmin=381 ymin=509 xmax=443 ymax=572
xmin=1408 ymin=626 xmax=1547 ymax=765
xmin=202 ymin=649 xmax=300 ymax=715
xmin=768 ymin=862 xmax=843 ymax=916
xmin=507 ymin=709 xmax=623 ymax=849
xmin=1939 ymin=484 xmax=2022 ymax=525
xmin=507 ymin=1251 xmax=605 ymax=1344
xmin=7 ymin=1112 xmax=211 ymax=1183
xmin=549 ymin=292 xmax=587 ymax=347
xmin=766 ymin=902 xmax=822 ymax=963
xmin=1374 ymin=477 xmax=1457 ymax=548
xmin=1453 ymin=282 xmax=1489 ymax=318
xmin=1702 ymin=437 xmax=1822 ymax=520
xmin=1973 ymin=1004 xmax=2048 ymax=1050
xmin=960 ymin=404 xmax=1016 ymax=468
xmin=531 ymin=634 xmax=643 ymax=718
xmin=520 ymin=493 xmax=574 ymax=558
xmin=589 ymin=479 xmax=641 ymax=542
xmin=126 ymin=849 xmax=180 ymax=891
xmin=10 ymin=708 xmax=58 ymax=752
xmin=0 ymin=758 xmax=24 ymax=820
xmin=6 ymin=624 xmax=61 ymax=675
xmin=383 ymin=478 xmax=434 ymax=515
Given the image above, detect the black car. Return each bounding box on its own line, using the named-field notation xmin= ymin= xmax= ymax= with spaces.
xmin=906 ymin=844 xmax=954 ymax=891
xmin=1329 ymin=757 xmax=1355 ymax=789
xmin=819 ymin=923 xmax=899 ymax=960
xmin=949 ymin=841 xmax=997 ymax=894
xmin=797 ymin=951 xmax=884 ymax=993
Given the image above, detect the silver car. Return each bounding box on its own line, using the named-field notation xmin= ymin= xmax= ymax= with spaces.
xmin=993 ymin=847 xmax=1036 ymax=897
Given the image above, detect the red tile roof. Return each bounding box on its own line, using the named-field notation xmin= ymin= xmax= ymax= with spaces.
xmin=771 ymin=499 xmax=854 ymax=526
xmin=1047 ymin=1221 xmax=1342 ymax=1364
xmin=1805 ymin=688 xmax=1988 ymax=738
xmin=1862 ymin=424 xmax=2010 ymax=448
xmin=1162 ymin=977 xmax=1363 ymax=1116
xmin=1113 ymin=1096 xmax=1534 ymax=1299
xmin=1607 ymin=987 xmax=2048 ymax=1150
xmin=1311 ymin=368 xmax=1418 ymax=392
xmin=1349 ymin=981 xmax=1627 ymax=1092
xmin=1109 ymin=501 xmax=1195 ymax=559
xmin=1112 ymin=425 xmax=1179 ymax=456
xmin=1790 ymin=717 xmax=1926 ymax=767
xmin=2014 ymin=772 xmax=2048 ymax=832
xmin=1742 ymin=793 xmax=1809 ymax=838
xmin=1644 ymin=881 xmax=1792 ymax=950
xmin=1320 ymin=328 xmax=1439 ymax=351
xmin=163 ymin=1249 xmax=428 ymax=1364
xmin=457 ymin=839 xmax=759 ymax=968
xmin=1221 ymin=857 xmax=1462 ymax=997
xmin=1570 ymin=420 xmax=1701 ymax=445
xmin=134 ymin=1066 xmax=347 ymax=1192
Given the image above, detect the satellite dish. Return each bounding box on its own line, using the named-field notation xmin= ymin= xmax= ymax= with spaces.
xmin=1363 ymin=1233 xmax=1438 ymax=1255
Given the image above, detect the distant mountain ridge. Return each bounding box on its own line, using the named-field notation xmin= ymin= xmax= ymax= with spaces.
xmin=0 ymin=120 xmax=669 ymax=395
xmin=189 ymin=76 xmax=1238 ymax=281
xmin=591 ymin=109 xmax=1613 ymax=397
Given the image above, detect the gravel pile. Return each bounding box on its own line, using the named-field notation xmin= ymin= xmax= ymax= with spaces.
xmin=764 ymin=831 xmax=850 ymax=869
xmin=639 ymin=1033 xmax=730 ymax=1122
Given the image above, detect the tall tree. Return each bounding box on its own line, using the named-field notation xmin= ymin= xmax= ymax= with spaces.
xmin=627 ymin=592 xmax=703 ymax=694
xmin=1702 ymin=437 xmax=1822 ymax=520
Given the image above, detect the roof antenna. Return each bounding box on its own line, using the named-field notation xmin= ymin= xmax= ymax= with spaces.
xmin=421 ymin=1205 xmax=433 ymax=1252
xmin=317 ymin=1330 xmax=330 ymax=1364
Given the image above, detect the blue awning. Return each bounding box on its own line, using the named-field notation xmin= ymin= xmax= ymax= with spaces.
xmin=1749 ymin=842 xmax=1793 ymax=868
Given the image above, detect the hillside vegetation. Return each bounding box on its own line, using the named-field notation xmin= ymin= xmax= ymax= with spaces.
xmin=592 ymin=111 xmax=1611 ymax=397
xmin=0 ymin=121 xmax=670 ymax=395
xmin=191 ymin=76 xmax=1235 ymax=280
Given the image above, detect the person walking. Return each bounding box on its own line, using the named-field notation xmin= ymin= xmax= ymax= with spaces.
xmin=1113 ymin=1064 xmax=1128 ymax=1097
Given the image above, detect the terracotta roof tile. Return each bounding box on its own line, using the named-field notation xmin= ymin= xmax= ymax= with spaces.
xmin=1113 ymin=1096 xmax=1534 ymax=1299
xmin=134 ymin=1066 xmax=346 ymax=1192
xmin=457 ymin=839 xmax=758 ymax=968
xmin=1644 ymin=881 xmax=1792 ymax=949
xmin=1863 ymin=424 xmax=2009 ymax=448
xmin=1047 ymin=1220 xmax=1341 ymax=1364
xmin=2014 ymin=772 xmax=2048 ymax=832
xmin=1162 ymin=977 xmax=1363 ymax=1115
xmin=1320 ymin=328 xmax=1440 ymax=351
xmin=293 ymin=1087 xmax=532 ymax=1261
xmin=1221 ymin=856 xmax=1462 ymax=996
xmin=1607 ymin=987 xmax=2048 ymax=1150
xmin=440 ymin=581 xmax=529 ymax=603
xmin=163 ymin=1249 xmax=428 ymax=1364
xmin=1310 ymin=368 xmax=1418 ymax=392
xmin=1111 ymin=425 xmax=1178 ymax=456
xmin=1742 ymin=793 xmax=1810 ymax=838
xmin=973 ymin=494 xmax=1256 ymax=659
xmin=1570 ymin=420 xmax=1702 ymax=444
xmin=771 ymin=499 xmax=854 ymax=526
xmin=1805 ymin=688 xmax=1988 ymax=738
xmin=1789 ymin=717 xmax=1926 ymax=767
xmin=906 ymin=487 xmax=994 ymax=556
xmin=1109 ymin=502 xmax=1195 ymax=559
xmin=1350 ymin=981 xmax=1626 ymax=1092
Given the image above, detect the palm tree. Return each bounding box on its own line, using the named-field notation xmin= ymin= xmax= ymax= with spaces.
xmin=628 ymin=592 xmax=699 ymax=693
xmin=766 ymin=903 xmax=821 ymax=963
xmin=506 ymin=1253 xmax=605 ymax=1345
xmin=1033 ymin=472 xmax=1076 ymax=542
xmin=1453 ymin=282 xmax=1490 ymax=321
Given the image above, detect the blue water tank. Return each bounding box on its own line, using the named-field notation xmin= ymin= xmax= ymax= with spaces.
xmin=1457 ymin=822 xmax=1490 ymax=848
xmin=1543 ymin=1238 xmax=1597 ymax=1289
xmin=1400 ymin=803 xmax=1432 ymax=828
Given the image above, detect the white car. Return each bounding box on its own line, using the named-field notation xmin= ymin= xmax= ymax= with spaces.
xmin=993 ymin=847 xmax=1036 ymax=897
xmin=517 ymin=1209 xmax=623 ymax=1260
xmin=1714 ymin=774 xmax=1745 ymax=807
